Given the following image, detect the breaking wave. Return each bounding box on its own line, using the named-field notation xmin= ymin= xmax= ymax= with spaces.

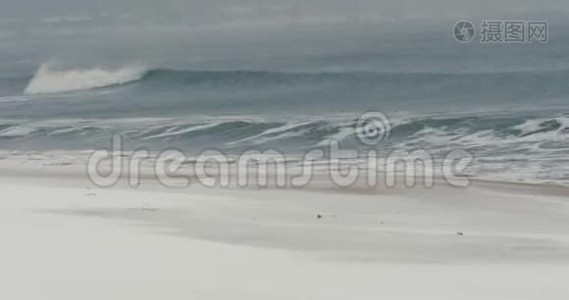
xmin=1 ymin=112 xmax=569 ymax=184
xmin=19 ymin=65 xmax=569 ymax=95
xmin=24 ymin=64 xmax=147 ymax=95
xmin=2 ymin=113 xmax=568 ymax=150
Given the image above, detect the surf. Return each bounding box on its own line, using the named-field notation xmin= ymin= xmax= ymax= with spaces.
xmin=24 ymin=64 xmax=147 ymax=95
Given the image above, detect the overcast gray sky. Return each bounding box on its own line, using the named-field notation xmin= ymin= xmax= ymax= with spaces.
xmin=1 ymin=0 xmax=567 ymax=27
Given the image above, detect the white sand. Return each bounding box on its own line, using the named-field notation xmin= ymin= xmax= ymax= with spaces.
xmin=1 ymin=168 xmax=569 ymax=299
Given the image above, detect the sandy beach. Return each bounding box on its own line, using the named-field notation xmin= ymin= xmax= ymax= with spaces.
xmin=1 ymin=165 xmax=569 ymax=300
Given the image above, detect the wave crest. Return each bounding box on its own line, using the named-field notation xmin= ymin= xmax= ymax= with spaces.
xmin=24 ymin=64 xmax=147 ymax=95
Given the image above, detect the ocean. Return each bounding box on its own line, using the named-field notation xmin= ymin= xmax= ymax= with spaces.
xmin=1 ymin=22 xmax=568 ymax=185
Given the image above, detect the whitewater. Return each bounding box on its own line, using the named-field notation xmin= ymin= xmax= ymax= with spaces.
xmin=24 ymin=63 xmax=147 ymax=95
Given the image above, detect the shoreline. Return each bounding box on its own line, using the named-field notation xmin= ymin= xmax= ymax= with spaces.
xmin=1 ymin=161 xmax=568 ymax=197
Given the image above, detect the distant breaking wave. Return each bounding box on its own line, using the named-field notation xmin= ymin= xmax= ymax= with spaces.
xmin=16 ymin=64 xmax=569 ymax=98
xmin=24 ymin=64 xmax=147 ymax=95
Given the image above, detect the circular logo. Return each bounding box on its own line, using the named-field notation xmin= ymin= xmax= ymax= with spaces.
xmin=453 ymin=20 xmax=475 ymax=42
xmin=355 ymin=112 xmax=391 ymax=146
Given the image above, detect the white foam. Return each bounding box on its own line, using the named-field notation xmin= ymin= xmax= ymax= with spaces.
xmin=0 ymin=125 xmax=36 ymax=138
xmin=318 ymin=122 xmax=354 ymax=145
xmin=142 ymin=123 xmax=222 ymax=140
xmin=0 ymin=96 xmax=31 ymax=103
xmin=227 ymin=122 xmax=312 ymax=145
xmin=508 ymin=117 xmax=569 ymax=144
xmin=24 ymin=63 xmax=147 ymax=95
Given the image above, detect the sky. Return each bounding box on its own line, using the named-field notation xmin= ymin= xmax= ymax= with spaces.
xmin=0 ymin=0 xmax=567 ymax=71
xmin=0 ymin=0 xmax=567 ymax=27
